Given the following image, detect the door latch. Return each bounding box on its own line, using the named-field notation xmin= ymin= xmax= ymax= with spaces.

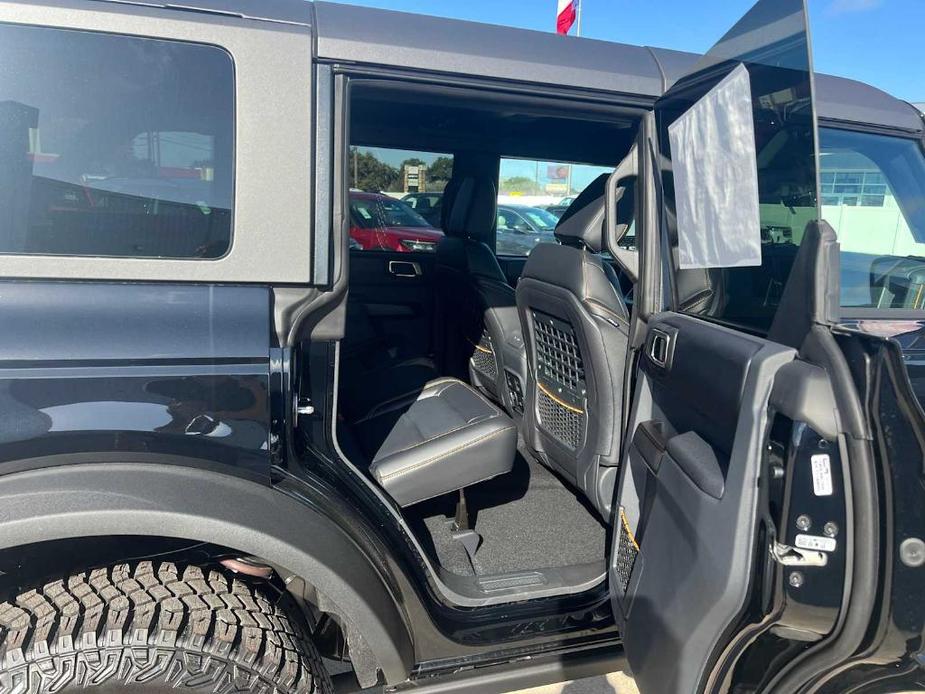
xmin=770 ymin=542 xmax=828 ymax=567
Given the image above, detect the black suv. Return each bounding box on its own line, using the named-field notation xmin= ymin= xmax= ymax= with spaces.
xmin=0 ymin=1 xmax=924 ymax=693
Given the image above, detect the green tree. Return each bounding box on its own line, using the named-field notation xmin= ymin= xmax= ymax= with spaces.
xmin=500 ymin=175 xmax=541 ymax=195
xmin=349 ymin=148 xmax=399 ymax=192
xmin=428 ymin=156 xmax=453 ymax=191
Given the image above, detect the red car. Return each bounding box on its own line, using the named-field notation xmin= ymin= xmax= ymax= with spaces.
xmin=348 ymin=191 xmax=444 ymax=252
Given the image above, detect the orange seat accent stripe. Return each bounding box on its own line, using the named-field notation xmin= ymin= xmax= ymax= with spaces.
xmin=537 ymin=381 xmax=584 ymax=414
xmin=620 ymin=508 xmax=640 ymax=552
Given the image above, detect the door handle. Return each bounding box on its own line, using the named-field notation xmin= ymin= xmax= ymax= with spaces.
xmin=648 ymin=328 xmax=673 ymax=369
xmin=388 ymin=260 xmax=422 ymax=278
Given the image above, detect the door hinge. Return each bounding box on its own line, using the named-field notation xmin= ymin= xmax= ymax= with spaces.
xmin=770 ymin=542 xmax=828 ymax=567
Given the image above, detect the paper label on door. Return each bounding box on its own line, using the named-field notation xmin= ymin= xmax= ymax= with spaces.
xmin=810 ymin=454 xmax=834 ymax=496
xmin=795 ymin=534 xmax=837 ymax=553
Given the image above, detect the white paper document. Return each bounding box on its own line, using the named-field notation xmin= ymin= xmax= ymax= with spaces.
xmin=669 ymin=64 xmax=762 ymax=270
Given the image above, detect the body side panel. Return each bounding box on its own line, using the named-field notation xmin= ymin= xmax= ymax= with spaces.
xmin=0 ymin=282 xmax=272 ymax=478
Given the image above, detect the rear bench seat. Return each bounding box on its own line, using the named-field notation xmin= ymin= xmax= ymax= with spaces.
xmin=370 ymin=378 xmax=517 ymax=508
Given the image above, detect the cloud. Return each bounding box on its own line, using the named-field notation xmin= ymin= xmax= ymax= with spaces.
xmin=826 ymin=0 xmax=884 ymax=15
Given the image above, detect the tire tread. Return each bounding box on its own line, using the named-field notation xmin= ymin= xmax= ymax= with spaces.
xmin=0 ymin=561 xmax=332 ymax=694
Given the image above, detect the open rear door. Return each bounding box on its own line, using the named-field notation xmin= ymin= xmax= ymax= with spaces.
xmin=609 ymin=1 xmax=858 ymax=692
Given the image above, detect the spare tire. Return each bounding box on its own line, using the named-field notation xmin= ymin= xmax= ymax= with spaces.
xmin=0 ymin=561 xmax=334 ymax=693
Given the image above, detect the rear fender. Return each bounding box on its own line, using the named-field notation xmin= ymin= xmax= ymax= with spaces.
xmin=0 ymin=463 xmax=413 ymax=687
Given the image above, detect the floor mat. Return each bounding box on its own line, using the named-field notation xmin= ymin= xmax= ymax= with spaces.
xmin=409 ymin=452 xmax=608 ymax=577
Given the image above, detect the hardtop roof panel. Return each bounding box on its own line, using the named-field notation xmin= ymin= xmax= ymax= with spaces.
xmin=314 ymin=1 xmax=664 ymax=98
xmin=89 ymin=0 xmax=313 ymax=25
xmin=88 ymin=0 xmax=921 ymax=134
xmin=815 ymin=75 xmax=923 ymax=133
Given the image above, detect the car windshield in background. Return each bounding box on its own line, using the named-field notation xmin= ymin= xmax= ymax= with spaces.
xmin=520 ymin=207 xmax=559 ymax=231
xmin=350 ymin=196 xmax=432 ymax=229
xmin=820 ymin=129 xmax=925 ymax=312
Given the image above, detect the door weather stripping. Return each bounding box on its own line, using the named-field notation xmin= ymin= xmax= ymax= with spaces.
xmin=771 ymin=542 xmax=828 ymax=567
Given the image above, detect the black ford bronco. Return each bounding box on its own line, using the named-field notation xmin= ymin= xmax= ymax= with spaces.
xmin=0 ymin=0 xmax=924 ymax=692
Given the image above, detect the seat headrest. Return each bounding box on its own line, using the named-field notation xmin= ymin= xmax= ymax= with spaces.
xmin=441 ymin=175 xmax=498 ymax=238
xmin=554 ymin=173 xmax=608 ymax=252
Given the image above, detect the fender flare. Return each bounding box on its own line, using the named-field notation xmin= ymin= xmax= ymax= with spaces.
xmin=0 ymin=463 xmax=413 ymax=686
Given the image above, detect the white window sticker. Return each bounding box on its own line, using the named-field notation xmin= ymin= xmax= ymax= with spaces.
xmin=668 ymin=63 xmax=762 ymax=269
xmin=811 ymin=454 xmax=834 ymax=496
xmin=796 ymin=534 xmax=837 ymax=553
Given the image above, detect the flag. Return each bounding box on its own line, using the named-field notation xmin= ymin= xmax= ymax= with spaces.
xmin=556 ymin=0 xmax=577 ymax=35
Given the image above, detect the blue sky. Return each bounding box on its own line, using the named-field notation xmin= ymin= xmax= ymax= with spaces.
xmin=335 ymin=0 xmax=924 ymax=103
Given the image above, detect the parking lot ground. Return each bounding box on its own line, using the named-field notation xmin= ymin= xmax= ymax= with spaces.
xmin=504 ymin=671 xmax=639 ymax=694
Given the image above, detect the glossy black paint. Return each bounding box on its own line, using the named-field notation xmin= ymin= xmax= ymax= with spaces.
xmin=842 ymin=318 xmax=925 ymax=408
xmin=815 ymin=333 xmax=925 ymax=692
xmin=0 ymin=281 xmax=272 ymax=479
xmin=715 ymin=333 xmax=925 ymax=693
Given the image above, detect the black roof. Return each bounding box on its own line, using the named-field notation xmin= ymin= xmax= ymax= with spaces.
xmin=313 ymin=1 xmax=665 ymax=98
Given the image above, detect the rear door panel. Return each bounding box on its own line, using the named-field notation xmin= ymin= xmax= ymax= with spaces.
xmin=344 ymin=250 xmax=437 ymax=366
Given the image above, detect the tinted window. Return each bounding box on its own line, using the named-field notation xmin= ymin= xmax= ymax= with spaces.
xmin=348 ymin=192 xmax=442 ymax=253
xmin=496 ymin=158 xmax=612 ymax=257
xmin=350 ymin=196 xmax=431 ymax=229
xmin=0 ymin=24 xmax=234 ymax=259
xmin=347 ymin=147 xmax=452 ymax=251
xmin=657 ymin=0 xmax=818 ymax=334
xmin=822 ymin=129 xmax=925 ymax=311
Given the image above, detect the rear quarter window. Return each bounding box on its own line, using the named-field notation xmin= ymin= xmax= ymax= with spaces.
xmin=0 ymin=23 xmax=234 ymax=259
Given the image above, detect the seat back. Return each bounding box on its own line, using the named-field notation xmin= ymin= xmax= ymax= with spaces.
xmin=435 ymin=176 xmax=526 ymax=415
xmin=516 ymin=174 xmax=630 ymax=517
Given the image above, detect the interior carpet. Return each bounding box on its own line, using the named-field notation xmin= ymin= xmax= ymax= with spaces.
xmin=409 ymin=451 xmax=607 ymax=577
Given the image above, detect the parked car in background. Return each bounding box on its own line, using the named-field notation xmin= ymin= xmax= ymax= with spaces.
xmin=558 ymin=195 xmax=577 ymax=206
xmin=400 ymin=191 xmax=444 ymax=227
xmin=349 ymin=191 xmax=443 ymax=252
xmin=543 ymin=204 xmax=570 ymax=218
xmin=496 ymin=204 xmax=559 ymax=255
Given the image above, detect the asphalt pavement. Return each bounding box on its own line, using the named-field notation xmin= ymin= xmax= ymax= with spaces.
xmin=504 ymin=671 xmax=639 ymax=694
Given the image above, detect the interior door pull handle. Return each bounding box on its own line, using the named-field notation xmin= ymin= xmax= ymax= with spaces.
xmin=648 ymin=328 xmax=672 ymax=368
xmin=389 ymin=260 xmax=421 ymax=278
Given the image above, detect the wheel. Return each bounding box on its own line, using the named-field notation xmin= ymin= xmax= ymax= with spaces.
xmin=0 ymin=561 xmax=334 ymax=694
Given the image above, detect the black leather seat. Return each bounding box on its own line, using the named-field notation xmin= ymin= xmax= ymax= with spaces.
xmin=435 ymin=176 xmax=527 ymax=417
xmin=369 ymin=378 xmax=517 ymax=507
xmin=515 ymin=174 xmax=631 ymax=517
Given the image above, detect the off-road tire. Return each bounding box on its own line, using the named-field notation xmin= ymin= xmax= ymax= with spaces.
xmin=0 ymin=561 xmax=334 ymax=693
